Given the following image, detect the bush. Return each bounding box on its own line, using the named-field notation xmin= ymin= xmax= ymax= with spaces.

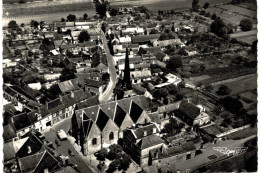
xmin=216 ymin=85 xmax=231 ymax=95
xmin=240 ymin=18 xmax=253 ymax=31
xmin=78 ymin=31 xmax=90 ymax=43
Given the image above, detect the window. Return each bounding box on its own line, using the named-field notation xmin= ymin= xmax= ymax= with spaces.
xmin=109 ymin=132 xmax=114 ymax=140
xmin=92 ymin=138 xmax=97 ymax=145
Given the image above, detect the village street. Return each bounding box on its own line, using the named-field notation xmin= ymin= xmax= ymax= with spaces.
xmin=99 ymin=30 xmax=118 ymax=103
xmin=42 ymin=118 xmax=96 ymax=173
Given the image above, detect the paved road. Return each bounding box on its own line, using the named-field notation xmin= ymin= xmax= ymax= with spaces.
xmin=42 ymin=118 xmax=95 ymax=173
xmin=98 ymin=30 xmax=117 ymax=103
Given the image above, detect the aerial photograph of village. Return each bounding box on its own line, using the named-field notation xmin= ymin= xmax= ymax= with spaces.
xmin=2 ymin=0 xmax=258 ymax=172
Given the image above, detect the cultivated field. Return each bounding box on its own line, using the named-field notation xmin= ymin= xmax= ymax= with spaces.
xmin=110 ymin=0 xmax=231 ymax=11
xmin=212 ymin=75 xmax=257 ymax=96
xmin=205 ymin=4 xmax=257 ymax=26
xmin=3 ymin=0 xmax=95 ymax=19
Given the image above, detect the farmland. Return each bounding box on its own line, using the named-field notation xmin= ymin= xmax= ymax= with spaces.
xmin=110 ymin=0 xmax=231 ymax=11
xmin=205 ymin=6 xmax=257 ymax=26
xmin=212 ymin=74 xmax=257 ymax=96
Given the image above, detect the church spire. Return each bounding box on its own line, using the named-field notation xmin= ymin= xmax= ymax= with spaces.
xmin=123 ymin=46 xmax=131 ymax=89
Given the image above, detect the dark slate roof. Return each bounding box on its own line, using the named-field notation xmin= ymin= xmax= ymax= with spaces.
xmin=47 ymin=98 xmax=65 ymax=114
xmin=75 ymin=96 xmax=99 ymax=110
xmin=179 ymin=101 xmax=200 ymax=120
xmin=99 ymin=102 xmax=116 ymax=120
xmin=131 ymin=34 xmax=160 ymax=44
xmin=155 ymin=52 xmax=167 ymax=59
xmin=181 ymin=141 xmax=196 ymax=152
xmin=34 ymin=150 xmax=60 ymax=173
xmin=96 ymin=109 xmax=109 ymax=132
xmin=4 ymin=141 xmax=16 ymax=161
xmin=3 ymin=111 xmax=14 ymax=126
xmin=3 ymin=125 xmax=16 ymax=141
xmin=18 ymin=151 xmax=44 ymax=172
xmin=82 ymin=119 xmax=94 ymax=137
xmin=3 ymin=103 xmax=17 ymax=114
xmin=78 ymin=41 xmax=96 ymax=48
xmin=114 ymin=104 xmax=127 ymax=127
xmin=133 ymin=124 xmax=159 ymax=139
xmin=129 ymin=101 xmax=143 ymax=123
xmin=18 ymin=150 xmax=59 ymax=173
xmin=54 ymin=166 xmax=79 ymax=173
xmin=137 ymin=135 xmax=164 ymax=149
xmin=11 ymin=113 xmax=32 ymax=131
xmin=85 ymin=79 xmax=101 ymax=88
xmin=58 ymin=80 xmax=80 ymax=93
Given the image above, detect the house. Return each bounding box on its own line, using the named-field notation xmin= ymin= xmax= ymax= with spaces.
xmin=131 ymin=34 xmax=160 ymax=44
xmin=176 ymin=100 xmax=210 ymax=126
xmin=18 ymin=150 xmax=61 ymax=173
xmin=122 ymin=123 xmax=163 ymax=167
xmin=85 ymin=79 xmax=103 ymax=95
xmin=148 ymin=141 xmax=196 ymax=166
xmin=153 ymin=39 xmax=185 ymax=48
xmin=71 ymin=96 xmax=151 ymax=155
xmin=155 ymin=52 xmax=170 ymax=62
xmin=58 ymin=79 xmax=80 ymax=94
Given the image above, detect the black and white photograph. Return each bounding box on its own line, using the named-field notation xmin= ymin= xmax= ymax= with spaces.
xmin=1 ymin=0 xmax=258 ymax=172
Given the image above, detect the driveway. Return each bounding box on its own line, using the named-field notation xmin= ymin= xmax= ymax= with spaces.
xmin=98 ymin=30 xmax=117 ymax=103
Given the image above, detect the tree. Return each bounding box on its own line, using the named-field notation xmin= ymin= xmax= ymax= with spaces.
xmin=149 ymin=29 xmax=159 ymax=34
xmin=240 ymin=18 xmax=253 ymax=31
xmin=118 ymin=153 xmax=131 ymax=171
xmin=30 ymin=20 xmax=39 ymax=29
xmin=192 ymin=0 xmax=200 ymax=11
xmin=78 ymin=31 xmax=90 ymax=43
xmin=166 ymin=56 xmax=183 ymax=71
xmin=101 ymin=23 xmax=107 ymax=33
xmin=218 ymin=96 xmax=243 ymax=114
xmin=61 ymin=18 xmax=65 ymax=22
xmin=178 ymin=47 xmax=188 ymax=56
xmin=59 ymin=68 xmax=75 ymax=82
xmin=8 ymin=20 xmax=18 ymax=29
xmin=110 ymin=8 xmax=118 ymax=16
xmin=210 ymin=18 xmax=226 ymax=37
xmin=83 ymin=13 xmax=88 ymax=20
xmin=96 ymin=148 xmax=108 ymax=163
xmin=203 ymin=2 xmax=210 ymax=9
xmin=205 ymin=84 xmax=213 ymax=91
xmin=96 ymin=3 xmax=107 ymax=18
xmin=107 ymin=144 xmax=122 ymax=161
xmin=153 ymin=88 xmax=169 ymax=100
xmin=107 ymin=159 xmax=120 ymax=173
xmin=67 ymin=14 xmax=76 ymax=22
xmin=211 ymin=13 xmax=217 ymax=20
xmin=217 ymin=85 xmax=231 ymax=96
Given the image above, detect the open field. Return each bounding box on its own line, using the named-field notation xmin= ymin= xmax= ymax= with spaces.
xmin=110 ymin=0 xmax=231 ymax=11
xmin=226 ymin=127 xmax=257 ymax=140
xmin=230 ymin=30 xmax=257 ymax=45
xmin=3 ymin=0 xmax=40 ymax=4
xmin=212 ymin=75 xmax=257 ymax=96
xmin=221 ymin=4 xmax=257 ymax=19
xmin=3 ymin=2 xmax=95 ymax=18
xmin=205 ymin=6 xmax=256 ymax=26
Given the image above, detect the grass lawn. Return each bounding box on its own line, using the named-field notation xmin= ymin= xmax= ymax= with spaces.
xmin=226 ymin=127 xmax=257 ymax=140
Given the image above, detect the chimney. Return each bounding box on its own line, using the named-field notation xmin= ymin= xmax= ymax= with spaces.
xmin=143 ymin=130 xmax=147 ymax=136
xmin=27 ymin=146 xmax=31 ymax=154
xmin=59 ymin=94 xmax=63 ymax=102
xmin=70 ymin=91 xmax=75 ymax=98
xmin=44 ymin=168 xmax=49 ymax=173
xmin=153 ymin=127 xmax=157 ymax=134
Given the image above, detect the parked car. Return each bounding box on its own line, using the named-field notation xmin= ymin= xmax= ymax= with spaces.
xmin=57 ymin=129 xmax=68 ymax=140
